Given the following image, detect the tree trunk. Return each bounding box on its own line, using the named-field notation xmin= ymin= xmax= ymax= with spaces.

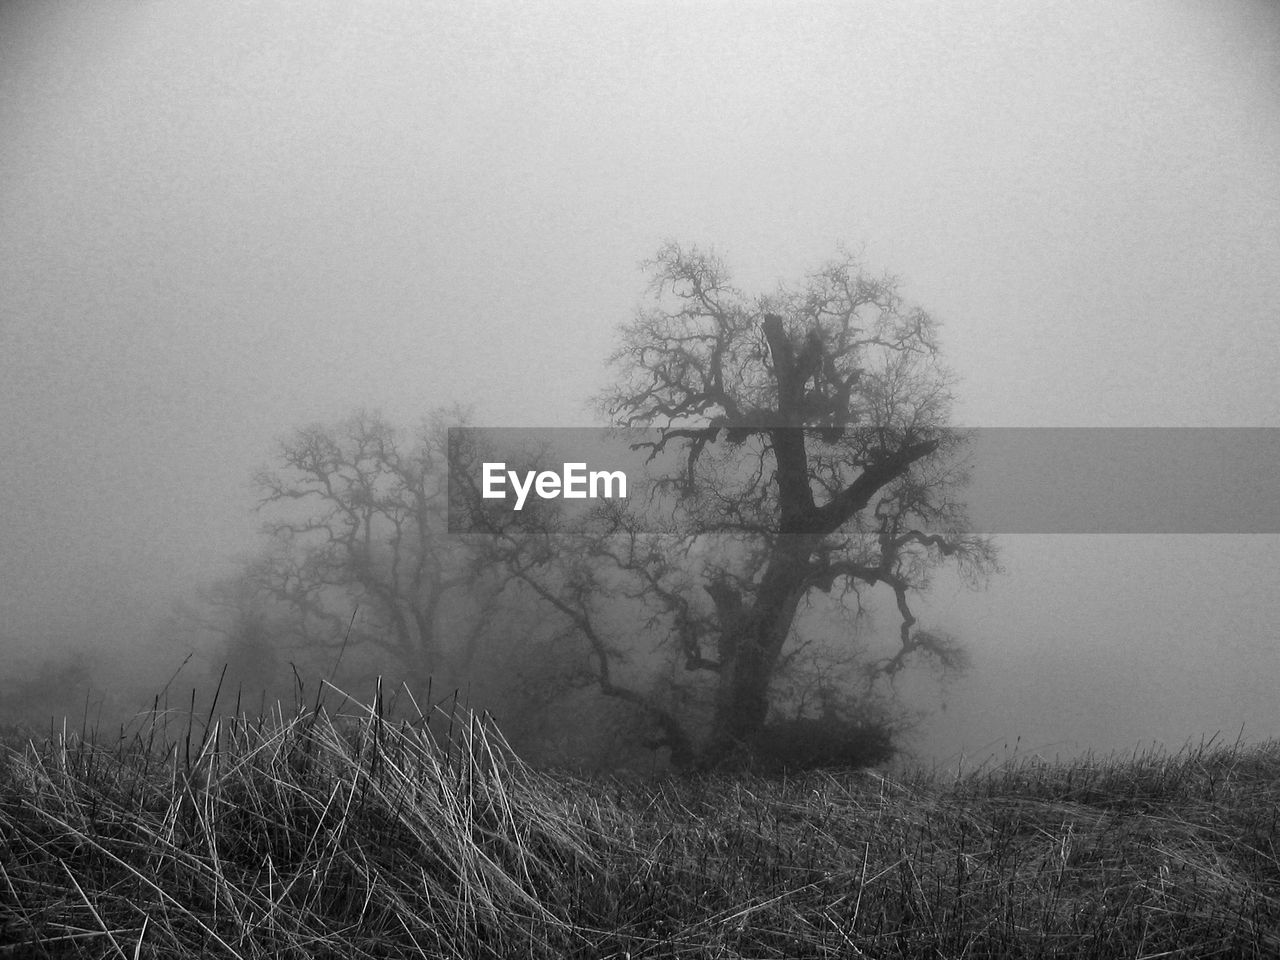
xmin=704 ymin=535 xmax=815 ymax=764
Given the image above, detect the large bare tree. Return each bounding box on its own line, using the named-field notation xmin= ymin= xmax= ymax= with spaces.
xmin=468 ymin=243 xmax=999 ymax=768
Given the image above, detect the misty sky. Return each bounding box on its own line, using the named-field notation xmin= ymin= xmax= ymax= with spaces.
xmin=2 ymin=0 xmax=1278 ymax=763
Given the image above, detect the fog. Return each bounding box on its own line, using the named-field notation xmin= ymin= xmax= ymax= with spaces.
xmin=2 ymin=0 xmax=1278 ymax=767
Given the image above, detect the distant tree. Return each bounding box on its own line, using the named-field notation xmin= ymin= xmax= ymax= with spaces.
xmin=237 ymin=409 xmax=495 ymax=704
xmin=188 ymin=572 xmax=291 ymax=713
xmin=463 ymin=243 xmax=999 ymax=769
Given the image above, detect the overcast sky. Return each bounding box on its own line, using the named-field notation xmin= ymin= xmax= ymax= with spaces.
xmin=2 ymin=0 xmax=1278 ymax=763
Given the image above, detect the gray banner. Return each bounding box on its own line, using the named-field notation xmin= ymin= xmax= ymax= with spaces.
xmin=448 ymin=428 xmax=1280 ymax=534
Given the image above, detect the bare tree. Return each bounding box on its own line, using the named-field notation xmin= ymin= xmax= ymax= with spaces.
xmin=242 ymin=409 xmax=493 ymax=702
xmin=467 ymin=243 xmax=999 ymax=768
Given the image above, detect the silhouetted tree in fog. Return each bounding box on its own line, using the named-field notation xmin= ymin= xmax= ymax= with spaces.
xmin=464 ymin=243 xmax=1000 ymax=769
xmin=239 ymin=410 xmax=495 ymax=702
xmin=191 ymin=411 xmax=586 ymax=752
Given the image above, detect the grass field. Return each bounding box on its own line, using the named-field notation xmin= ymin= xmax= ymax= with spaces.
xmin=2 ymin=698 xmax=1277 ymax=958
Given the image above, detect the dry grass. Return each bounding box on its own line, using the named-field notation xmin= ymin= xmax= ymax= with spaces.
xmin=2 ymin=697 xmax=1278 ymax=958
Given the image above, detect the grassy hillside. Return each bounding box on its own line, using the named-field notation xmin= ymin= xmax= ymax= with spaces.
xmin=2 ymin=704 xmax=1277 ymax=958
